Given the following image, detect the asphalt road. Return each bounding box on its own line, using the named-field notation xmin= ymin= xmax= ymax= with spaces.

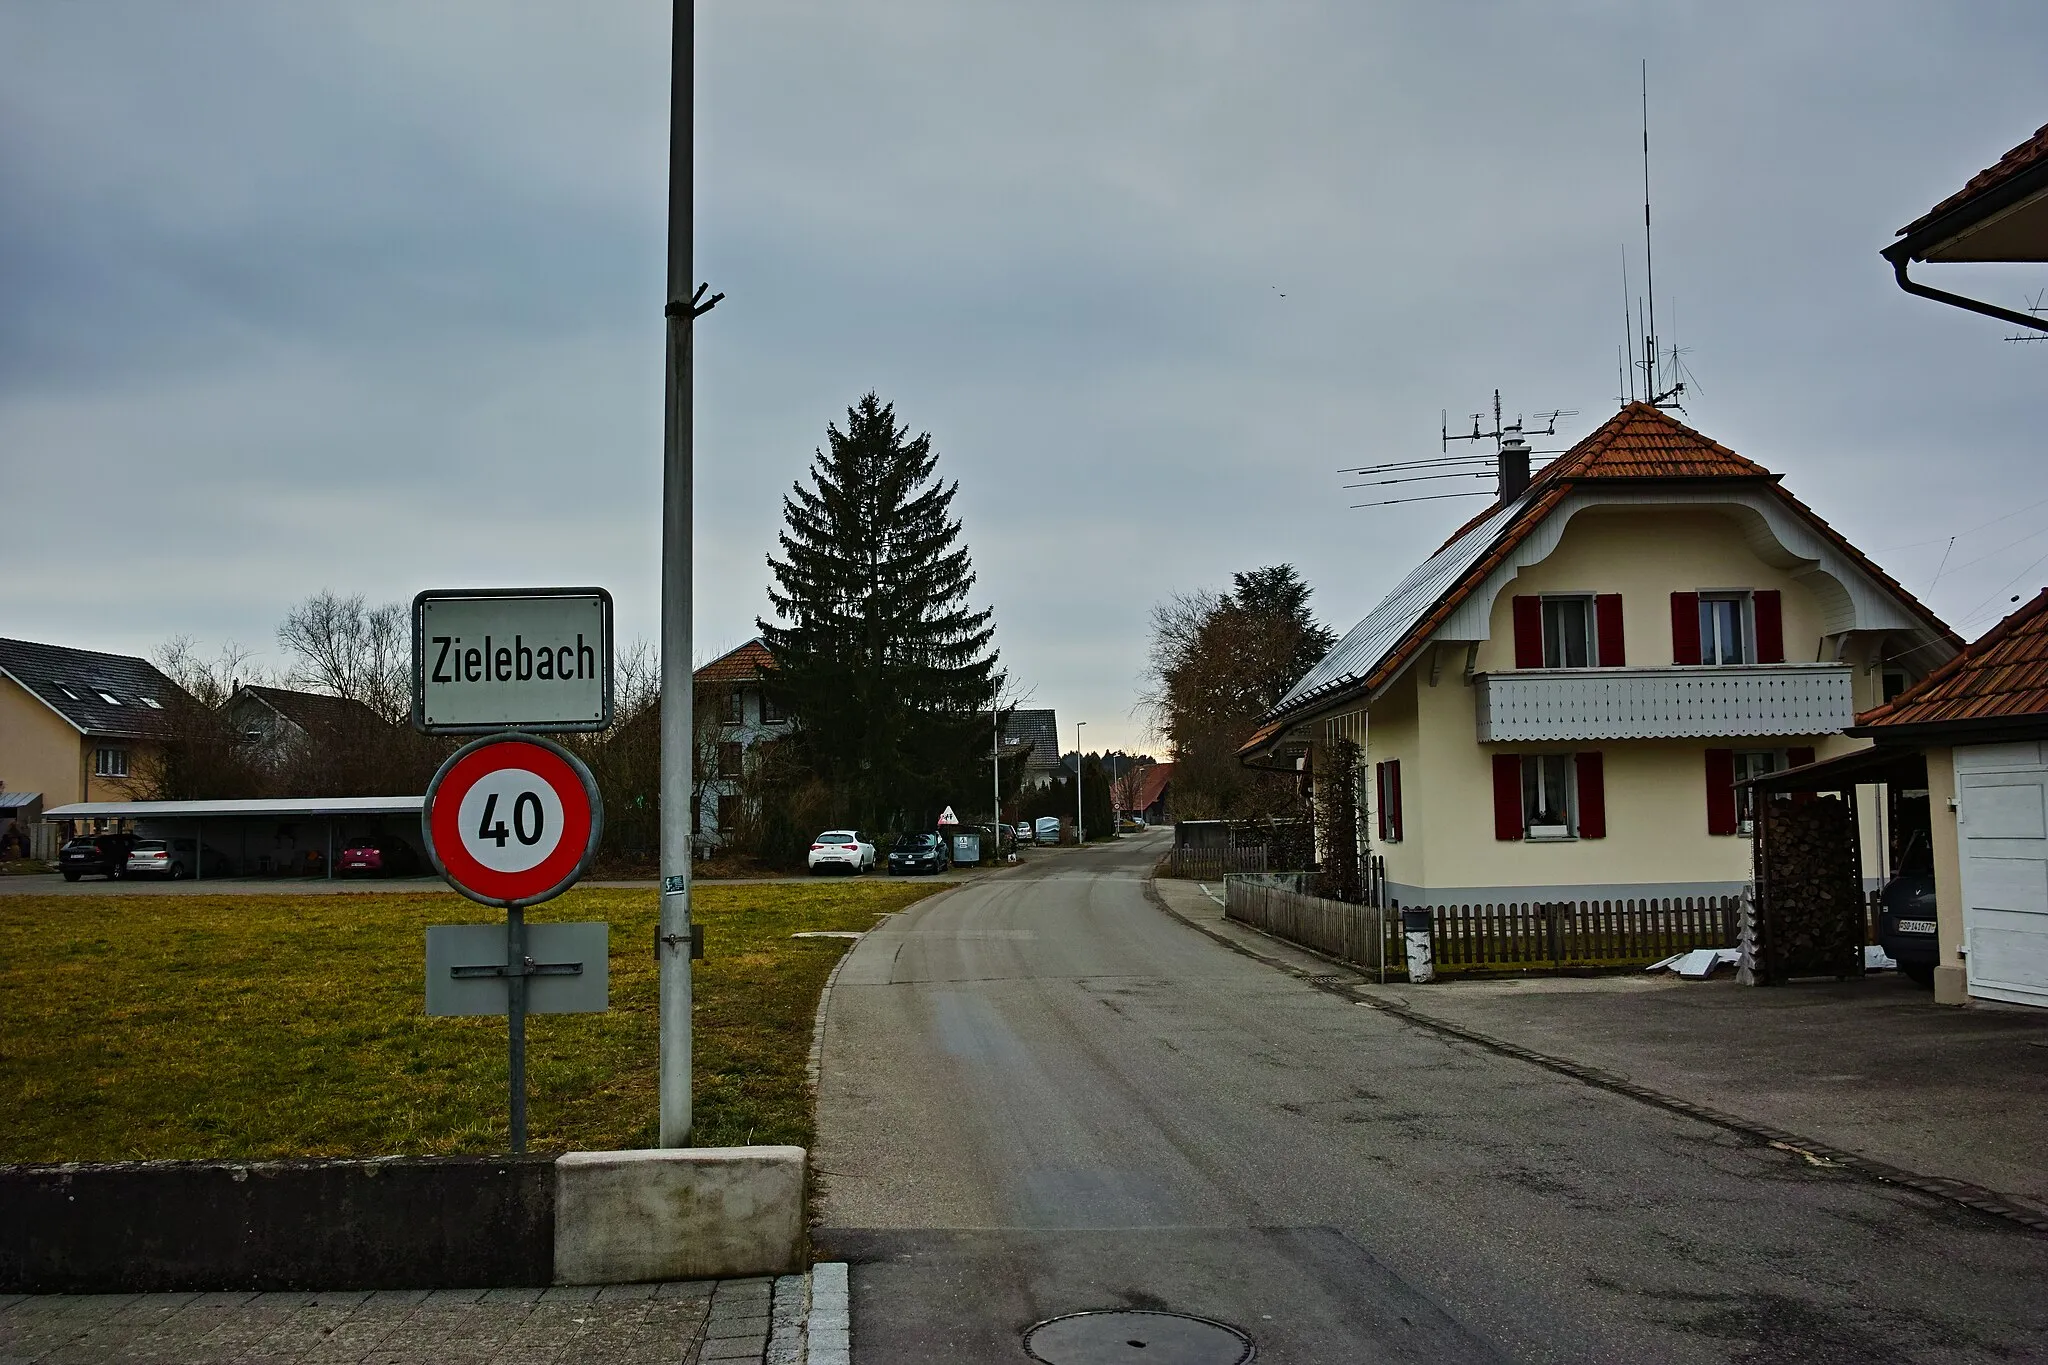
xmin=813 ymin=831 xmax=2048 ymax=1364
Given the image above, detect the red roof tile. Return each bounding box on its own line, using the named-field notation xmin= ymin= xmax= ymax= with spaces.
xmin=694 ymin=639 xmax=776 ymax=684
xmin=1900 ymin=122 xmax=2048 ymax=239
xmin=1859 ymin=588 xmax=2048 ymax=731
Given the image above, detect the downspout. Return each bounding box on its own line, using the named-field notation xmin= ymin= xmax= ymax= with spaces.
xmin=1886 ymin=250 xmax=2048 ymax=334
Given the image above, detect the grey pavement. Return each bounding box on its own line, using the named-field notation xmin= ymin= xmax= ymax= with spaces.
xmin=813 ymin=830 xmax=2048 ymax=1363
xmin=0 ymin=1274 xmax=815 ymax=1365
xmin=1157 ymin=874 xmax=2048 ymax=1218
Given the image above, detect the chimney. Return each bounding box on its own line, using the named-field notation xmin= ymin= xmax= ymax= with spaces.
xmin=1497 ymin=432 xmax=1531 ymax=502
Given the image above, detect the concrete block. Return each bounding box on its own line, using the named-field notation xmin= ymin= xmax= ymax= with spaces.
xmin=552 ymin=1147 xmax=805 ymax=1285
xmin=1935 ymin=965 xmax=1969 ymax=1005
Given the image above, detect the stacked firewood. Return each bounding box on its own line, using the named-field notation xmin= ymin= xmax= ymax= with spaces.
xmin=1758 ymin=796 xmax=1862 ymax=980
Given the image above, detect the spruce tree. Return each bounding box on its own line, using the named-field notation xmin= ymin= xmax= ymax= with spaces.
xmin=760 ymin=394 xmax=1000 ymax=829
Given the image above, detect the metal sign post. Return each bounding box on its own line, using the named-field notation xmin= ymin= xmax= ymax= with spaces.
xmin=419 ymin=731 xmax=607 ymax=1153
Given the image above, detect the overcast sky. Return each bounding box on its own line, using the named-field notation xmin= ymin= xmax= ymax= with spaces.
xmin=3 ymin=2 xmax=2044 ymax=753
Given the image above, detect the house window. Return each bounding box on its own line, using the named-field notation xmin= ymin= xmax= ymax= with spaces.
xmin=1542 ymin=597 xmax=1594 ymax=669
xmin=1733 ymin=750 xmax=1782 ymax=834
xmin=1375 ymin=760 xmax=1404 ymax=843
xmin=1522 ymin=754 xmax=1575 ymax=839
xmin=717 ymin=742 xmax=743 ymax=778
xmin=1882 ymin=670 xmax=1909 ymax=704
xmin=94 ymin=747 xmax=129 ymax=778
xmin=760 ymin=692 xmax=785 ymax=724
xmin=1699 ymin=594 xmax=1750 ymax=665
xmin=720 ymin=689 xmax=743 ymax=724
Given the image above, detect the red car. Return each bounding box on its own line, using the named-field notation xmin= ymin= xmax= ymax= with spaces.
xmin=339 ymin=838 xmax=422 ymax=877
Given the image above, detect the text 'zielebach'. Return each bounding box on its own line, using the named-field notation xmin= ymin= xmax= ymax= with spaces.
xmin=431 ymin=634 xmax=598 ymax=684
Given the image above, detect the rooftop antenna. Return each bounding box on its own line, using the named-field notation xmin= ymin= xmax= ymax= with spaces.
xmin=2006 ymin=291 xmax=2048 ymax=343
xmin=1639 ymin=60 xmax=1685 ymax=409
xmin=1621 ymin=247 xmax=1637 ymax=402
xmin=1337 ymin=391 xmax=1574 ymax=510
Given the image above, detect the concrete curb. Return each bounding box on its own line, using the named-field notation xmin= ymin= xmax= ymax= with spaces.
xmin=806 ymin=1262 xmax=850 ymax=1365
xmin=1143 ymin=877 xmax=2048 ymax=1238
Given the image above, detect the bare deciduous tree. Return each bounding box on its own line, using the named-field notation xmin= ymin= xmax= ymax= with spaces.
xmin=277 ymin=591 xmax=410 ymax=723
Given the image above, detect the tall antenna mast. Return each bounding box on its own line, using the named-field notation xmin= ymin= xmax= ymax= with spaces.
xmin=1621 ymin=247 xmax=1636 ymax=402
xmin=1641 ymin=59 xmax=1659 ymax=401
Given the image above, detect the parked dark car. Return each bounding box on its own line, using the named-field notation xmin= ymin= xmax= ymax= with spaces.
xmin=59 ymin=833 xmax=135 ymax=881
xmin=1879 ymin=829 xmax=1939 ymax=987
xmin=339 ymin=837 xmax=422 ymax=877
xmin=888 ymin=832 xmax=951 ymax=876
xmin=124 ymin=837 xmax=234 ymax=880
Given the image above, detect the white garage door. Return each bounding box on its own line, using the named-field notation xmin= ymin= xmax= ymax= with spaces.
xmin=1956 ymin=741 xmax=2048 ymax=1008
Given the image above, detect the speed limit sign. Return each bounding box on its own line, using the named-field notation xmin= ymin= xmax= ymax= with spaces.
xmin=422 ymin=732 xmax=603 ymax=908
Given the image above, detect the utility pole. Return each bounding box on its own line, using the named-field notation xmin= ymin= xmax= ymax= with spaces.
xmin=657 ymin=0 xmax=706 ymax=1148
xmin=1074 ymin=720 xmax=1086 ymax=845
xmin=991 ymin=681 xmax=1001 ymax=852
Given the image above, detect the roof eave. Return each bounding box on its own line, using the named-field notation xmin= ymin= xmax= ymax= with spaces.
xmin=1847 ymin=714 xmax=2048 ymax=746
xmin=1889 ymin=158 xmax=2048 ymax=263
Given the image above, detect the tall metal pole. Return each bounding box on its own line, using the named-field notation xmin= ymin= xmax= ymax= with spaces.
xmin=992 ymin=681 xmax=1000 ymax=844
xmin=507 ymin=904 xmax=528 ymax=1153
xmin=1074 ymin=720 xmax=1086 ymax=845
xmin=657 ymin=0 xmax=695 ymax=1148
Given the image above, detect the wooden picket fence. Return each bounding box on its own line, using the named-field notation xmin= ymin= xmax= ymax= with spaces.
xmin=1222 ymin=878 xmax=1738 ymax=977
xmin=1423 ymin=896 xmax=1739 ymax=973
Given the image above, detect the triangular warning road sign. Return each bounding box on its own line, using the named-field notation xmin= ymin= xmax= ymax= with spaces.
xmin=937 ymin=806 xmax=959 ymax=825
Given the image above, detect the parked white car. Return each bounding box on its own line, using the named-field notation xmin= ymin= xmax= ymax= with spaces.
xmin=807 ymin=830 xmax=875 ymax=875
xmin=1014 ymin=822 xmax=1035 ymax=845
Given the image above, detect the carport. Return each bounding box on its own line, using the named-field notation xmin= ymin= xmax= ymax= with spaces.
xmin=42 ymin=796 xmax=425 ymax=880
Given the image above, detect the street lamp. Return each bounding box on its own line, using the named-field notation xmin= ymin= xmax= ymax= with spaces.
xmin=1074 ymin=720 xmax=1086 ymax=845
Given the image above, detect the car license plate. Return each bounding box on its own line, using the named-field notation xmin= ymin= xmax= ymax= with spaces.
xmin=1895 ymin=919 xmax=1937 ymax=935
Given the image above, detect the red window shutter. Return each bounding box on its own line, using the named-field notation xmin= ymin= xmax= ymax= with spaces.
xmin=1595 ymin=594 xmax=1626 ymax=667
xmin=1671 ymin=592 xmax=1702 ymax=665
xmin=1512 ymin=596 xmax=1543 ymax=668
xmin=1754 ymin=590 xmax=1785 ymax=664
xmin=1493 ymin=754 xmax=1524 ymax=840
xmin=1788 ymin=746 xmax=1815 ymax=769
xmin=1388 ymin=760 xmax=1403 ymax=841
xmin=1705 ymin=748 xmax=1738 ymax=835
xmin=1575 ymin=751 xmax=1606 ymax=838
xmin=1375 ymin=762 xmax=1388 ymax=841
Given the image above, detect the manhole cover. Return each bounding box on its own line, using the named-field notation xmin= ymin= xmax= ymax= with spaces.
xmin=1023 ymin=1310 xmax=1255 ymax=1364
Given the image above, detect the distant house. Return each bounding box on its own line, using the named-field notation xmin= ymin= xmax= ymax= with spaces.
xmin=695 ymin=639 xmax=793 ymax=847
xmin=0 ymin=637 xmax=183 ymax=819
xmin=1132 ymin=761 xmax=1175 ymax=824
xmin=1002 ymin=709 xmax=1062 ymax=789
xmin=227 ymin=684 xmax=392 ymax=773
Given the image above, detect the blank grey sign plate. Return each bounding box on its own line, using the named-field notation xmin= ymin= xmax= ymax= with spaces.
xmin=425 ymin=921 xmax=609 ymax=1016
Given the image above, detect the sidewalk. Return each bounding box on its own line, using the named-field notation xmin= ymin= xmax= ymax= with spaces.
xmin=1150 ymin=876 xmax=2048 ymax=1219
xmin=0 ymin=1267 xmax=842 ymax=1365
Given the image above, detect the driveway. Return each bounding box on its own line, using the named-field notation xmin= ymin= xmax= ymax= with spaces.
xmin=813 ymin=834 xmax=2048 ymax=1362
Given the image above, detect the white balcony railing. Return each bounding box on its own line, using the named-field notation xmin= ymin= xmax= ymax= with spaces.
xmin=1473 ymin=665 xmax=1856 ymax=742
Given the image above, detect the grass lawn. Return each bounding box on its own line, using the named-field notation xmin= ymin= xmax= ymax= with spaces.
xmin=0 ymin=880 xmax=940 ymax=1162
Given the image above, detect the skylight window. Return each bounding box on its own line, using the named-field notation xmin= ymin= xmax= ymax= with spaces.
xmin=140 ymin=697 xmax=163 ymax=709
xmin=58 ymin=685 xmax=80 ymax=700
xmin=98 ymin=692 xmax=121 ymax=706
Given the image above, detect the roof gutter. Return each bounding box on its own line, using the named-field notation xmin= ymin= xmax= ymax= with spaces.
xmin=1883 ymin=158 xmax=2048 ymax=333
xmin=1883 ymin=250 xmax=2048 ymax=334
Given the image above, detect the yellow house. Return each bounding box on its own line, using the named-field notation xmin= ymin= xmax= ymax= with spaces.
xmin=1245 ymin=404 xmax=1959 ymax=908
xmin=0 ymin=637 xmax=180 ymax=820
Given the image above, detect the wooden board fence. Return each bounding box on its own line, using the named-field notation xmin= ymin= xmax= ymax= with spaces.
xmin=1225 ymin=878 xmax=1389 ymax=973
